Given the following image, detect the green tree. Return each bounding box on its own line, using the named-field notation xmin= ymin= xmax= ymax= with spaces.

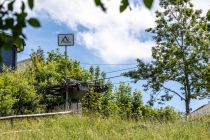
xmin=82 ymin=88 xmax=102 ymax=114
xmin=115 ymin=82 xmax=132 ymax=118
xmin=131 ymin=90 xmax=143 ymax=119
xmin=0 ymin=71 xmax=15 ymax=116
xmin=100 ymin=82 xmax=119 ymax=116
xmin=28 ymin=48 xmax=92 ymax=110
xmin=0 ymin=67 xmax=41 ymax=116
xmin=89 ymin=65 xmax=95 ymax=81
xmin=124 ymin=0 xmax=210 ymax=115
xmin=207 ymin=10 xmax=210 ymax=31
xmin=0 ymin=0 xmax=40 ymax=60
xmin=95 ymin=66 xmax=100 ymax=80
xmin=204 ymin=10 xmax=210 ymax=91
xmin=100 ymin=71 xmax=106 ymax=85
xmin=201 ymin=64 xmax=210 ymax=92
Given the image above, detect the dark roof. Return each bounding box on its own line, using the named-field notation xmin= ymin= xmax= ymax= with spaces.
xmin=191 ymin=104 xmax=209 ymax=113
xmin=17 ymin=58 xmax=31 ymax=64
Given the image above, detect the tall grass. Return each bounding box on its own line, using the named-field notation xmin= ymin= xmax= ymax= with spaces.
xmin=0 ymin=114 xmax=209 ymax=140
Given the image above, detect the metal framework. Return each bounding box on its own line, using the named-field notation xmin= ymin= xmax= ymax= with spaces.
xmin=46 ymin=79 xmax=108 ymax=104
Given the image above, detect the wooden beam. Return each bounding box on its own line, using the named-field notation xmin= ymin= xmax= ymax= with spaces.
xmin=0 ymin=111 xmax=72 ymax=121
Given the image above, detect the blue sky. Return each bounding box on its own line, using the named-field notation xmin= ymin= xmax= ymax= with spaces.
xmin=17 ymin=0 xmax=210 ymax=112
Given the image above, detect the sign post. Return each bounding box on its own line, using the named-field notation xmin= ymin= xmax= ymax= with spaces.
xmin=58 ymin=34 xmax=74 ymax=110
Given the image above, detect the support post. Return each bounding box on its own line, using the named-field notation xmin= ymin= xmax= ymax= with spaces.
xmin=77 ymin=100 xmax=79 ymax=113
xmin=58 ymin=34 xmax=74 ymax=110
xmin=65 ymin=45 xmax=69 ymax=110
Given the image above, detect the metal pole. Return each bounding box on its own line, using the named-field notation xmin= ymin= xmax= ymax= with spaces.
xmin=77 ymin=100 xmax=79 ymax=113
xmin=65 ymin=45 xmax=69 ymax=110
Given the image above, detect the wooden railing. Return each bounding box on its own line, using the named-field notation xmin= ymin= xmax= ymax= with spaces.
xmin=0 ymin=111 xmax=73 ymax=121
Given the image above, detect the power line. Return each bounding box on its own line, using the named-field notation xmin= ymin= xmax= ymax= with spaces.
xmin=112 ymin=81 xmax=135 ymax=85
xmin=80 ymin=63 xmax=137 ymax=66
xmin=99 ymin=75 xmax=123 ymax=80
xmin=105 ymin=67 xmax=137 ymax=74
xmin=18 ymin=53 xmax=135 ymax=79
xmin=105 ymin=75 xmax=123 ymax=79
xmin=18 ymin=53 xmax=137 ymax=80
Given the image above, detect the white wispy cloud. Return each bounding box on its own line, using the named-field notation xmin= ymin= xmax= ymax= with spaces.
xmin=31 ymin=0 xmax=156 ymax=63
xmin=26 ymin=0 xmax=209 ymax=63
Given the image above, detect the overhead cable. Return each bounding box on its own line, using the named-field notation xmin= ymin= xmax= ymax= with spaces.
xmin=111 ymin=81 xmax=136 ymax=85
xmin=105 ymin=67 xmax=137 ymax=74
xmin=99 ymin=75 xmax=123 ymax=80
xmin=80 ymin=63 xmax=137 ymax=66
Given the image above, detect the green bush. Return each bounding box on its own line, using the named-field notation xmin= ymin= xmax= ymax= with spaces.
xmin=0 ymin=68 xmax=41 ymax=116
xmin=82 ymin=82 xmax=180 ymax=121
xmin=0 ymin=48 xmax=180 ymax=121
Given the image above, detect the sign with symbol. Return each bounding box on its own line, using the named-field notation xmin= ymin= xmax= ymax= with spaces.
xmin=58 ymin=34 xmax=74 ymax=46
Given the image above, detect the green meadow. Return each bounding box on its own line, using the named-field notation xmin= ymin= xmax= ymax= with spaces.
xmin=0 ymin=115 xmax=209 ymax=140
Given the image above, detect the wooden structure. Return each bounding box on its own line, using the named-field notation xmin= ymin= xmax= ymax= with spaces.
xmin=0 ymin=111 xmax=72 ymax=121
xmin=46 ymin=79 xmax=108 ymax=110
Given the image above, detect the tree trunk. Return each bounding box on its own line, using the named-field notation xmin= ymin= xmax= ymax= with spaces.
xmin=185 ymin=98 xmax=190 ymax=116
xmin=183 ymin=61 xmax=191 ymax=116
xmin=185 ymin=71 xmax=191 ymax=116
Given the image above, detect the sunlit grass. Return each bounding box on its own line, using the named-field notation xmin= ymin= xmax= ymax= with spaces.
xmin=0 ymin=115 xmax=209 ymax=140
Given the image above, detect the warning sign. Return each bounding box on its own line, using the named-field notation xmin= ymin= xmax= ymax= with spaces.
xmin=58 ymin=34 xmax=74 ymax=46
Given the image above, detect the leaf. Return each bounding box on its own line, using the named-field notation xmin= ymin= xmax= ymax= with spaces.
xmin=120 ymin=0 xmax=129 ymax=13
xmin=95 ymin=0 xmax=100 ymax=6
xmin=207 ymin=10 xmax=210 ymax=21
xmin=143 ymin=0 xmax=153 ymax=9
xmin=8 ymin=0 xmax=15 ymax=11
xmin=21 ymin=1 xmax=25 ymax=12
xmin=28 ymin=18 xmax=40 ymax=27
xmin=5 ymin=18 xmax=14 ymax=27
xmin=28 ymin=0 xmax=34 ymax=9
xmin=94 ymin=0 xmax=106 ymax=12
xmin=14 ymin=38 xmax=23 ymax=49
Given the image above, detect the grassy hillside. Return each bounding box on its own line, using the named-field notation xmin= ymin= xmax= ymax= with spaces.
xmin=0 ymin=115 xmax=210 ymax=140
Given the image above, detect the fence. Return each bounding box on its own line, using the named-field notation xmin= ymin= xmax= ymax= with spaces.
xmin=0 ymin=111 xmax=73 ymax=121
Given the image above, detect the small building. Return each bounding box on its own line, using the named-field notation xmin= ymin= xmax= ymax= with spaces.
xmin=46 ymin=79 xmax=108 ymax=111
xmin=189 ymin=103 xmax=210 ymax=117
xmin=0 ymin=35 xmax=25 ymax=72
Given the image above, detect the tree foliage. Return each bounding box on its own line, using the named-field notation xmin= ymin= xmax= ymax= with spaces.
xmin=124 ymin=0 xmax=210 ymax=115
xmin=0 ymin=67 xmax=41 ymax=116
xmin=82 ymin=82 xmax=180 ymax=121
xmin=0 ymin=48 xmax=92 ymax=115
xmin=0 ymin=48 xmax=180 ymax=120
xmin=94 ymin=0 xmax=154 ymax=13
xmin=0 ymin=0 xmax=40 ymax=53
